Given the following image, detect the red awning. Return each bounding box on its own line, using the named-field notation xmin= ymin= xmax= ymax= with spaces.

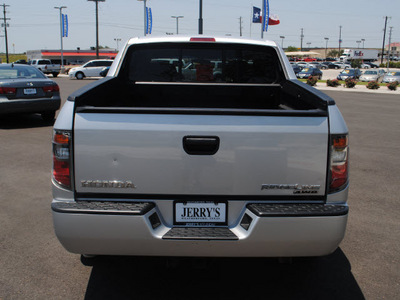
xmin=41 ymin=51 xmax=117 ymax=57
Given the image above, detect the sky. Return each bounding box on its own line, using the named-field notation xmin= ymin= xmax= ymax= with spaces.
xmin=2 ymin=0 xmax=400 ymax=54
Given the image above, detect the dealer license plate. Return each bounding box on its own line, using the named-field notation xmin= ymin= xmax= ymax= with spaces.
xmin=175 ymin=202 xmax=227 ymax=225
xmin=24 ymin=88 xmax=37 ymax=95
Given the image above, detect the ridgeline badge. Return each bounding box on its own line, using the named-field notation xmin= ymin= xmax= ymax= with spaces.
xmin=81 ymin=180 xmax=136 ymax=189
xmin=261 ymin=184 xmax=320 ymax=194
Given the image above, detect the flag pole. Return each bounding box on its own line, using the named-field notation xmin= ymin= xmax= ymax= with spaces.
xmin=261 ymin=0 xmax=264 ymax=39
xmin=250 ymin=5 xmax=252 ymax=38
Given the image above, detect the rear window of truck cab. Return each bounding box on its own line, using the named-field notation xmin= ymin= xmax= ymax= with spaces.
xmin=123 ymin=43 xmax=284 ymax=84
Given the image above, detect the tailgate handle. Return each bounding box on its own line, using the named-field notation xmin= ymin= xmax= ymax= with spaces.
xmin=183 ymin=136 xmax=220 ymax=155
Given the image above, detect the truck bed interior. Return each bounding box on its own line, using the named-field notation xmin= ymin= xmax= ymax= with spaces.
xmin=72 ymin=78 xmax=331 ymax=113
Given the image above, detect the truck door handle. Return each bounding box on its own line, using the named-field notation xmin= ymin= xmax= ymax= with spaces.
xmin=183 ymin=136 xmax=220 ymax=155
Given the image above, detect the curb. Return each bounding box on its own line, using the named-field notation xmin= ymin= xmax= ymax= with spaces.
xmin=314 ymin=82 xmax=400 ymax=94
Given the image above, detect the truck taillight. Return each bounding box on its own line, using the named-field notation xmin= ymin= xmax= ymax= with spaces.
xmin=329 ymin=134 xmax=349 ymax=193
xmin=52 ymin=130 xmax=72 ymax=189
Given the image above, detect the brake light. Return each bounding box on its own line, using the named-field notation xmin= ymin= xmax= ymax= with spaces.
xmin=52 ymin=130 xmax=72 ymax=189
xmin=0 ymin=87 xmax=17 ymax=94
xmin=43 ymin=84 xmax=60 ymax=93
xmin=329 ymin=135 xmax=349 ymax=193
xmin=190 ymin=37 xmax=216 ymax=42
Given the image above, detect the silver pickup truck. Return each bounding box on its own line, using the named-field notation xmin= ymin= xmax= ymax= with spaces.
xmin=30 ymin=59 xmax=61 ymax=77
xmin=51 ymin=36 xmax=349 ymax=258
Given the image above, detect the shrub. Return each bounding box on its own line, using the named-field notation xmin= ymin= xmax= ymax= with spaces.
xmin=387 ymin=81 xmax=399 ymax=91
xmin=379 ymin=62 xmax=400 ymax=68
xmin=344 ymin=78 xmax=357 ymax=88
xmin=366 ymin=81 xmax=380 ymax=90
xmin=326 ymin=79 xmax=341 ymax=87
xmin=306 ymin=76 xmax=318 ymax=86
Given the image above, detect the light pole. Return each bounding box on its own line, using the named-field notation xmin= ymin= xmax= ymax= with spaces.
xmin=356 ymin=40 xmax=361 ymax=48
xmin=280 ymin=36 xmax=285 ymax=49
xmin=307 ymin=42 xmax=311 ymax=50
xmin=54 ymin=6 xmax=67 ymax=68
xmin=114 ymin=38 xmax=121 ymax=50
xmin=300 ymin=28 xmax=304 ymax=51
xmin=361 ymin=38 xmax=365 ymax=48
xmin=171 ymin=16 xmax=184 ymax=35
xmin=324 ymin=37 xmax=329 ymax=59
xmin=198 ymin=0 xmax=203 ymax=34
xmin=88 ymin=0 xmax=105 ymax=59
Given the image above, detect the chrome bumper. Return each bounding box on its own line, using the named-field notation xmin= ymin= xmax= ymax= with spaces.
xmin=52 ymin=200 xmax=348 ymax=257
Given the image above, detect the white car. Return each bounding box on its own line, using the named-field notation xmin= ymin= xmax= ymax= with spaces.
xmin=68 ymin=59 xmax=113 ymax=79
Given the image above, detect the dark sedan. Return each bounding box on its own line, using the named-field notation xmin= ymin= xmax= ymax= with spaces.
xmin=364 ymin=62 xmax=379 ymax=68
xmin=0 ymin=64 xmax=61 ymax=122
xmin=296 ymin=67 xmax=323 ymax=79
xmin=337 ymin=68 xmax=362 ymax=80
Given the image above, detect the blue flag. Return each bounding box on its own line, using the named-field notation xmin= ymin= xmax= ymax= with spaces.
xmin=262 ymin=0 xmax=269 ymax=32
xmin=146 ymin=7 xmax=152 ymax=34
xmin=252 ymin=7 xmax=261 ymax=23
xmin=62 ymin=14 xmax=68 ymax=37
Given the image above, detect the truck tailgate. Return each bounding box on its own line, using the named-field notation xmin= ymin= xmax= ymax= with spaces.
xmin=73 ymin=113 xmax=328 ymax=197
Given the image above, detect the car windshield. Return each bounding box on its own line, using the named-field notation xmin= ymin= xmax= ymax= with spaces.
xmin=340 ymin=70 xmax=355 ymax=75
xmin=300 ymin=68 xmax=313 ymax=73
xmin=364 ymin=71 xmax=378 ymax=75
xmin=0 ymin=65 xmax=47 ymax=79
xmin=386 ymin=72 xmax=400 ymax=76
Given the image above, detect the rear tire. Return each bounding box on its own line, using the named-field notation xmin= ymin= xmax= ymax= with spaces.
xmin=41 ymin=111 xmax=56 ymax=123
xmin=52 ymin=72 xmax=58 ymax=78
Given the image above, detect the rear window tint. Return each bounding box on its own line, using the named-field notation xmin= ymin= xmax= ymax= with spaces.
xmin=124 ymin=43 xmax=284 ymax=84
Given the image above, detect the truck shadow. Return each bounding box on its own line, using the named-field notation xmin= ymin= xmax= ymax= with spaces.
xmin=83 ymin=248 xmax=364 ymax=300
xmin=0 ymin=114 xmax=54 ymax=129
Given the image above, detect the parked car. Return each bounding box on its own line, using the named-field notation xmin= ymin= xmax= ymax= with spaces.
xmin=291 ymin=63 xmax=302 ymax=75
xmin=68 ymin=59 xmax=113 ymax=79
xmin=359 ymin=69 xmax=386 ymax=82
xmin=302 ymin=57 xmax=317 ymax=62
xmin=296 ymin=62 xmax=312 ymax=69
xmin=309 ymin=62 xmax=324 ymax=69
xmin=296 ymin=67 xmax=323 ymax=79
xmin=364 ymin=62 xmax=379 ymax=68
xmin=360 ymin=63 xmax=371 ymax=69
xmin=319 ymin=62 xmax=330 ymax=69
xmin=337 ymin=68 xmax=362 ymax=80
xmin=329 ymin=62 xmax=351 ymax=69
xmin=0 ymin=64 xmax=60 ymax=122
xmin=381 ymin=71 xmax=400 ymax=83
xmin=100 ymin=67 xmax=110 ymax=77
xmin=13 ymin=59 xmax=27 ymax=64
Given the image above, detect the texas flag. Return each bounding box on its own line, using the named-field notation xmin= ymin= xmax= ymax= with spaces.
xmin=252 ymin=6 xmax=262 ymax=23
xmin=253 ymin=7 xmax=280 ymax=25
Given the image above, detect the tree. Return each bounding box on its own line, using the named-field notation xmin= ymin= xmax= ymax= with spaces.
xmin=286 ymin=46 xmax=299 ymax=52
xmin=327 ymin=49 xmax=344 ymax=58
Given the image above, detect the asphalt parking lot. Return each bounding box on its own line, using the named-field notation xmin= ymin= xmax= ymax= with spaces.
xmin=1 ymin=78 xmax=399 ymax=299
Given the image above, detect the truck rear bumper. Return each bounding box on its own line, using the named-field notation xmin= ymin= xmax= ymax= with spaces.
xmin=51 ymin=200 xmax=348 ymax=257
